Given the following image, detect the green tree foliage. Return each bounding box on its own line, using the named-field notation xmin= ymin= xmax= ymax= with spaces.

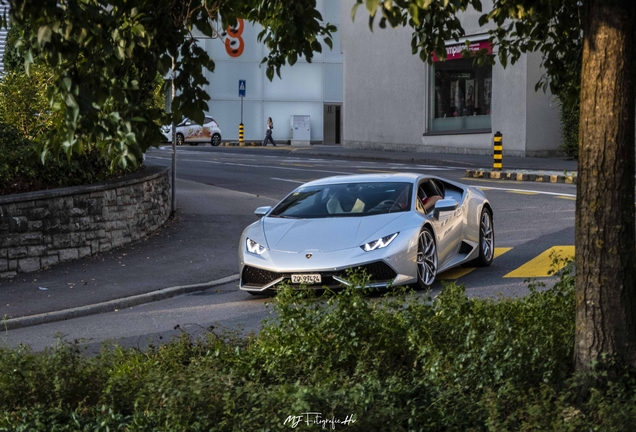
xmin=0 ymin=64 xmax=58 ymax=139
xmin=3 ymin=0 xmax=335 ymax=169
xmin=0 ymin=21 xmax=59 ymax=139
xmin=3 ymin=18 xmax=30 ymax=73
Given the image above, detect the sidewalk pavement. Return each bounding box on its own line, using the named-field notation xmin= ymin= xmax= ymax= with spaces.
xmin=0 ymin=146 xmax=577 ymax=330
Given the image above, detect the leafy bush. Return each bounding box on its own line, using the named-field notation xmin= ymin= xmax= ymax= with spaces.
xmin=1 ymin=270 xmax=635 ymax=430
xmin=0 ymin=64 xmax=59 ymax=140
xmin=0 ymin=123 xmax=137 ymax=196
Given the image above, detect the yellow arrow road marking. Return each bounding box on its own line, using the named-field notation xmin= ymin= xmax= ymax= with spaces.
xmin=503 ymin=246 xmax=574 ymax=278
xmin=437 ymin=247 xmax=512 ymax=280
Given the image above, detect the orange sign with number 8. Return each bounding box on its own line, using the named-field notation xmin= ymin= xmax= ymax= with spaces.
xmin=224 ymin=18 xmax=245 ymax=57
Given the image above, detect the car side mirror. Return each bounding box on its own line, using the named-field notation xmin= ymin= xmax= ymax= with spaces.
xmin=254 ymin=206 xmax=272 ymax=216
xmin=433 ymin=199 xmax=458 ymax=218
xmin=184 ymin=121 xmax=191 ymax=126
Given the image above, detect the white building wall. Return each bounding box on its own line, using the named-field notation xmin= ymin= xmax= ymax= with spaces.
xmin=525 ymin=51 xmax=562 ymax=156
xmin=340 ymin=1 xmax=425 ymax=150
xmin=491 ymin=54 xmax=528 ymax=156
xmin=203 ymin=0 xmax=342 ymax=143
xmin=339 ymin=0 xmax=562 ymax=156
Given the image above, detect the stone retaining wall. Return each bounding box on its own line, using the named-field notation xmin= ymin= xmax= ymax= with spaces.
xmin=0 ymin=166 xmax=171 ymax=279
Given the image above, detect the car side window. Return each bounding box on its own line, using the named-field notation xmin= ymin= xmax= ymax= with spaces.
xmin=417 ymin=180 xmax=443 ymax=215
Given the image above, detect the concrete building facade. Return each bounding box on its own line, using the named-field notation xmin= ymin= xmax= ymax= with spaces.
xmin=338 ymin=0 xmax=562 ymax=157
xmin=203 ymin=0 xmax=343 ymax=144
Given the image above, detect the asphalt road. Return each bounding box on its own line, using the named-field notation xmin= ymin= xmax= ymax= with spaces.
xmin=2 ymin=146 xmax=576 ymax=351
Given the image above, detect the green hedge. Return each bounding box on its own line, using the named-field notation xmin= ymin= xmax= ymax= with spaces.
xmin=0 ymin=123 xmax=136 ymax=196
xmin=2 ymin=268 xmax=634 ymax=430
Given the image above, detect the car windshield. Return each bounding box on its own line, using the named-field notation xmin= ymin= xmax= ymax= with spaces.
xmin=270 ymin=182 xmax=413 ymax=218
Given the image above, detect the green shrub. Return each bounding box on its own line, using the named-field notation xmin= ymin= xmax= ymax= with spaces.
xmin=2 ymin=269 xmax=636 ymax=430
xmin=0 ymin=64 xmax=58 ymax=140
xmin=0 ymin=123 xmax=137 ymax=196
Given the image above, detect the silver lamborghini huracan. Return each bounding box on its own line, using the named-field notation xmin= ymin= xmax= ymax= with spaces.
xmin=238 ymin=173 xmax=494 ymax=294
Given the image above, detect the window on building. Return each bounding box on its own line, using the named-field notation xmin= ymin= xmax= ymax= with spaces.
xmin=429 ymin=56 xmax=492 ymax=133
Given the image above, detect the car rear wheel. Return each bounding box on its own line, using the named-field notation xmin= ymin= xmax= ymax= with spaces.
xmin=176 ymin=133 xmax=184 ymax=146
xmin=211 ymin=133 xmax=221 ymax=146
xmin=417 ymin=227 xmax=437 ymax=289
xmin=473 ymin=208 xmax=494 ymax=267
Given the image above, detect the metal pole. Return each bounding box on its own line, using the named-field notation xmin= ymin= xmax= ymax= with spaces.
xmin=171 ymin=60 xmax=177 ymax=216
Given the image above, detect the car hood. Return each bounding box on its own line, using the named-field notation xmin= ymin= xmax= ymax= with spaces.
xmin=262 ymin=213 xmax=407 ymax=253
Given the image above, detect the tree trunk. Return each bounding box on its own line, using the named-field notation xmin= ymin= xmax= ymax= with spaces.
xmin=574 ymin=0 xmax=636 ymax=371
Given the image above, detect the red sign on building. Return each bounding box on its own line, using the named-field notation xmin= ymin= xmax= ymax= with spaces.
xmin=432 ymin=40 xmax=492 ymax=62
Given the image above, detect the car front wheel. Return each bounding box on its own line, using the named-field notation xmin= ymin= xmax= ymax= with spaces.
xmin=211 ymin=133 xmax=221 ymax=146
xmin=417 ymin=227 xmax=437 ymax=289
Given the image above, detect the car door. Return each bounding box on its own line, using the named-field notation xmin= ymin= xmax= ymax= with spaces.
xmin=418 ymin=179 xmax=465 ymax=271
xmin=199 ymin=116 xmax=213 ymax=140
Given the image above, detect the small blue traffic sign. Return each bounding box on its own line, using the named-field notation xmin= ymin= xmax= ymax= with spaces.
xmin=238 ymin=80 xmax=246 ymax=97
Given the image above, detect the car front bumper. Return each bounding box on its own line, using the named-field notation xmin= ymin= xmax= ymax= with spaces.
xmin=238 ymin=228 xmax=420 ymax=292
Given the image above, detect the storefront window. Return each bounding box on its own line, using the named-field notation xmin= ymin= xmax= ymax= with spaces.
xmin=429 ymin=51 xmax=492 ymax=133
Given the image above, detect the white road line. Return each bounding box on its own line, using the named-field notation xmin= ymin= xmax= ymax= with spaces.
xmin=146 ymin=155 xmax=351 ymax=175
xmin=270 ymin=177 xmax=306 ymax=184
xmin=478 ymin=185 xmax=576 ymax=197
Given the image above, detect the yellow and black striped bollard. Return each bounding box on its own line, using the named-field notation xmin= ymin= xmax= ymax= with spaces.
xmin=238 ymin=123 xmax=244 ymax=144
xmin=493 ymin=131 xmax=502 ymax=170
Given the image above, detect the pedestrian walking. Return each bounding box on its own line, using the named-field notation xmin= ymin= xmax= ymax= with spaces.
xmin=262 ymin=117 xmax=276 ymax=146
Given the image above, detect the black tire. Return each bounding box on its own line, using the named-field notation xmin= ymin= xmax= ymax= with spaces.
xmin=473 ymin=208 xmax=494 ymax=267
xmin=211 ymin=133 xmax=221 ymax=146
xmin=176 ymin=133 xmax=184 ymax=146
xmin=417 ymin=227 xmax=438 ymax=289
xmin=247 ymin=289 xmax=274 ymax=297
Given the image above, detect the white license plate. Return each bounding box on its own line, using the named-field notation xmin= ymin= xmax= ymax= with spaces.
xmin=291 ymin=274 xmax=322 ymax=284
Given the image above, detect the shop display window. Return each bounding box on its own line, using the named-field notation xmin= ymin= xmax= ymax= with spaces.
xmin=429 ymin=57 xmax=492 ymax=133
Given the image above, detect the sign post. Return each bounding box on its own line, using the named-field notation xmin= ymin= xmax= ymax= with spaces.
xmin=169 ymin=57 xmax=177 ymax=216
xmin=238 ymin=80 xmax=246 ymax=144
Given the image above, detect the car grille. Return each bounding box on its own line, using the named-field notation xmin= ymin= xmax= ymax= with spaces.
xmin=352 ymin=261 xmax=398 ymax=281
xmin=241 ymin=266 xmax=282 ymax=286
xmin=241 ymin=261 xmax=397 ymax=289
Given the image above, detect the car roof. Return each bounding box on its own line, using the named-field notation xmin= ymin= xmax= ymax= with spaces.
xmin=302 ymin=173 xmax=423 ymax=187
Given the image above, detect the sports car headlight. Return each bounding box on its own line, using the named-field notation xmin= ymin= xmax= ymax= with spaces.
xmin=360 ymin=232 xmax=399 ymax=252
xmin=246 ymin=238 xmax=267 ymax=255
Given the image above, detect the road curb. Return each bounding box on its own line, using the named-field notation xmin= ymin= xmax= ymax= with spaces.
xmin=3 ymin=275 xmax=240 ymax=331
xmin=464 ymin=169 xmax=577 ymax=184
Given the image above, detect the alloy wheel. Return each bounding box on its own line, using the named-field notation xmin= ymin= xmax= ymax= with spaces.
xmin=417 ymin=229 xmax=437 ymax=287
xmin=480 ymin=211 xmax=494 ymax=262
